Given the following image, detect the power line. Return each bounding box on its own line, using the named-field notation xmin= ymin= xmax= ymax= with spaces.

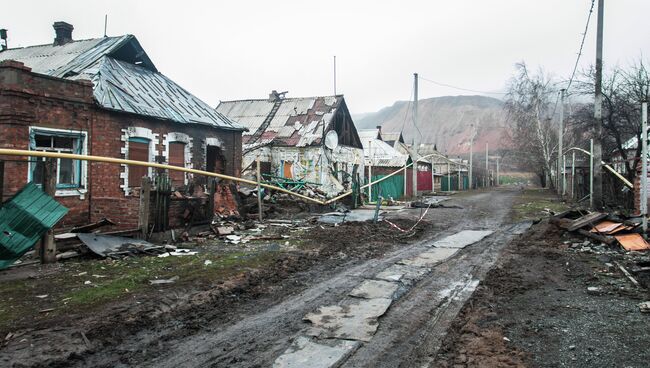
xmin=417 ymin=76 xmax=508 ymax=95
xmin=566 ymin=0 xmax=596 ymax=92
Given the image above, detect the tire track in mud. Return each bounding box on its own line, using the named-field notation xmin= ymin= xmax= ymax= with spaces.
xmin=77 ymin=189 xmax=521 ymax=367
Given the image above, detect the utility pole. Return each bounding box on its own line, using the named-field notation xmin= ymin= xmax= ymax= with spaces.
xmin=447 ymin=162 xmax=450 ymax=192
xmin=469 ymin=125 xmax=474 ymax=190
xmin=572 ymin=151 xmax=576 ymax=200
xmin=333 ymin=56 xmax=337 ymax=95
xmin=412 ymin=73 xmax=419 ymax=198
xmin=496 ymin=158 xmax=500 ymax=186
xmin=590 ymin=139 xmax=594 ymax=208
xmin=558 ymin=88 xmax=566 ymax=196
xmin=485 ymin=143 xmax=489 ymax=187
xmin=642 ymin=100 xmax=648 ymax=233
xmin=593 ymin=0 xmax=604 ymax=208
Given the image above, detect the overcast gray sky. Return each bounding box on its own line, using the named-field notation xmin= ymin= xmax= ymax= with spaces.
xmin=2 ymin=0 xmax=649 ymax=113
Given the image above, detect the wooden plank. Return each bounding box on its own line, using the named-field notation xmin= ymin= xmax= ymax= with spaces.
xmin=567 ymin=212 xmax=607 ymax=232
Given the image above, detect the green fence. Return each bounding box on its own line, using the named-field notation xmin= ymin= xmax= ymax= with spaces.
xmin=441 ymin=175 xmax=469 ymax=191
xmin=369 ymin=174 xmax=404 ymax=202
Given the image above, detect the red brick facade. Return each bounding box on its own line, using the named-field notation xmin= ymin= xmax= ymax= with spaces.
xmin=0 ymin=61 xmax=242 ymax=230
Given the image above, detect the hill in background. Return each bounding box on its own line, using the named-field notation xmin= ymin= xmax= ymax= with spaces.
xmin=353 ymin=95 xmax=509 ymax=155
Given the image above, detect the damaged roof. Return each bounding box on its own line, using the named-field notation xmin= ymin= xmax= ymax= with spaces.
xmin=358 ymin=130 xmax=408 ymax=167
xmin=216 ymin=95 xmax=354 ymax=147
xmin=0 ymin=35 xmax=243 ymax=130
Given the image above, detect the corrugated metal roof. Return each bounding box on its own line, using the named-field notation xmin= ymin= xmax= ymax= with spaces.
xmin=360 ymin=134 xmax=408 ymax=167
xmin=216 ymin=96 xmax=342 ymax=146
xmin=0 ymin=183 xmax=68 ymax=269
xmin=0 ymin=36 xmax=244 ymax=130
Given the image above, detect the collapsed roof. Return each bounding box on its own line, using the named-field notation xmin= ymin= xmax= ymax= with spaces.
xmin=216 ymin=94 xmax=362 ymax=149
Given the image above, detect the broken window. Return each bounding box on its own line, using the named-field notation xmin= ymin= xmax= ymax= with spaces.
xmin=29 ymin=129 xmax=85 ymax=189
xmin=168 ymin=141 xmax=186 ymax=187
xmin=128 ymin=137 xmax=150 ymax=187
xmin=206 ymin=146 xmax=226 ymax=174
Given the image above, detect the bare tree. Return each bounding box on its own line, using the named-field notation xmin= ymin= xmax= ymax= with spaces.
xmin=504 ymin=63 xmax=559 ymax=187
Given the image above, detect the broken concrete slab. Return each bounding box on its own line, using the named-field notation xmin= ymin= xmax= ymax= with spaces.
xmin=398 ymin=248 xmax=458 ymax=267
xmin=318 ymin=209 xmax=385 ymax=224
xmin=431 ymin=230 xmax=493 ymax=249
xmin=349 ymin=279 xmax=399 ymax=299
xmin=273 ymin=336 xmax=360 ymax=368
xmin=304 ymin=298 xmax=392 ymax=342
xmin=375 ymin=264 xmax=431 ymax=285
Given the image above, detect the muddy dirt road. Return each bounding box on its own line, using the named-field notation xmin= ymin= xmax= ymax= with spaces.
xmin=55 ymin=188 xmax=522 ymax=368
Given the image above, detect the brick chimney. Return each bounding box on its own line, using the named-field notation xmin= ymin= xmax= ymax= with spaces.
xmin=53 ymin=21 xmax=74 ymax=46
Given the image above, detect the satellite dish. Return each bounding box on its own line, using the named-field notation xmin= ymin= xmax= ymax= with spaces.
xmin=324 ymin=130 xmax=339 ymax=150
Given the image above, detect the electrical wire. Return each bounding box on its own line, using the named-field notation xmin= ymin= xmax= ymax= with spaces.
xmin=566 ymin=0 xmax=596 ymax=93
xmin=417 ymin=76 xmax=508 ymax=95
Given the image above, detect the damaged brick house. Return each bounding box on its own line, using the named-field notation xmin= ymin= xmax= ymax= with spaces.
xmin=216 ymin=92 xmax=364 ymax=197
xmin=0 ymin=22 xmax=245 ymax=230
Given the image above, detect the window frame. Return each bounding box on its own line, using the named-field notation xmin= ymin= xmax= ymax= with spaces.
xmin=28 ymin=126 xmax=88 ymax=198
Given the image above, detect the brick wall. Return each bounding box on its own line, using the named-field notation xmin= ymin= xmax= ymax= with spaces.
xmin=0 ymin=60 xmax=243 ymax=230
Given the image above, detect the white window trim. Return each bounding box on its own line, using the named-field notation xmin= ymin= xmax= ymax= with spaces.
xmin=120 ymin=127 xmax=159 ymax=195
xmin=28 ymin=126 xmax=88 ymax=198
xmin=162 ymin=132 xmax=193 ymax=186
xmin=202 ymin=136 xmax=223 ymax=171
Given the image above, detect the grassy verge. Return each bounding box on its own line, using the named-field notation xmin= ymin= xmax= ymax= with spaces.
xmin=511 ymin=188 xmax=570 ymax=222
xmin=0 ymin=249 xmax=278 ymax=333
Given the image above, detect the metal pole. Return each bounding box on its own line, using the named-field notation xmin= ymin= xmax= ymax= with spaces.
xmin=368 ymin=140 xmax=373 ymax=201
xmin=496 ymin=158 xmax=500 ymax=186
xmin=562 ymin=154 xmax=566 ymax=196
xmin=590 ymin=139 xmax=594 ymax=208
xmin=642 ymin=101 xmax=648 ymax=233
xmin=469 ymin=127 xmax=474 ymax=190
xmin=41 ymin=158 xmax=57 ymax=264
xmin=593 ymin=0 xmax=604 ymax=208
xmin=412 ymin=72 xmax=419 ymax=197
xmin=458 ymin=163 xmax=461 ymax=190
xmin=558 ymin=88 xmax=565 ymax=195
xmin=333 ymin=55 xmax=337 ymax=95
xmin=485 ymin=143 xmax=489 ymax=187
xmin=571 ymin=151 xmax=575 ymax=200
xmin=256 ymin=157 xmax=263 ymax=221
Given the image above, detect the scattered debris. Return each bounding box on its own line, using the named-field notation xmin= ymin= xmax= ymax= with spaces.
xmin=35 ymin=295 xmax=48 ymax=299
xmin=615 ymin=234 xmax=650 ymax=251
xmin=614 ymin=261 xmax=640 ymax=287
xmin=158 ymin=249 xmax=198 ymax=257
xmin=204 ymin=260 xmax=213 ymax=266
xmin=149 ymin=276 xmax=179 ymax=285
xmin=38 ymin=308 xmax=55 ymax=313
xmin=638 ymin=301 xmax=650 ymax=313
xmin=77 ymin=233 xmax=163 ymax=258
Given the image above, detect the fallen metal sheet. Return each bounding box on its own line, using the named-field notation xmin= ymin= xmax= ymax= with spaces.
xmin=431 ymin=230 xmax=493 ymax=249
xmin=615 ymin=233 xmax=650 ymax=251
xmin=589 ymin=220 xmax=628 ymax=235
xmin=318 ymin=209 xmax=385 ymax=224
xmin=77 ymin=233 xmax=158 ymax=257
xmin=398 ymin=248 xmax=458 ymax=267
xmin=375 ymin=264 xmax=431 ymax=285
xmin=273 ymin=336 xmax=360 ymax=368
xmin=304 ymin=298 xmax=392 ymax=342
xmin=349 ymin=279 xmax=399 ymax=299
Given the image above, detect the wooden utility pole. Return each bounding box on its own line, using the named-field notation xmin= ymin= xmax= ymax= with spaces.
xmin=138 ymin=177 xmax=151 ymax=239
xmin=496 ymin=158 xmax=500 ymax=186
xmin=558 ymin=88 xmax=566 ymax=195
xmin=571 ymin=151 xmax=576 ymax=199
xmin=256 ymin=157 xmax=263 ymax=221
xmin=446 ymin=162 xmax=450 ymax=192
xmin=593 ymin=0 xmax=604 ymax=208
xmin=590 ymin=139 xmax=594 ymax=208
xmin=412 ymin=73 xmax=419 ymax=197
xmin=41 ymin=158 xmax=57 ymax=264
xmin=469 ymin=126 xmax=474 ymax=190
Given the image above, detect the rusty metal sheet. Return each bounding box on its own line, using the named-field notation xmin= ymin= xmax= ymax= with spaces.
xmin=590 ymin=220 xmax=624 ymax=234
xmin=615 ymin=233 xmax=650 ymax=251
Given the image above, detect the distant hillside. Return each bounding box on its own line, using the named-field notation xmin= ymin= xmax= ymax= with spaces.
xmin=354 ymin=95 xmax=509 ymax=155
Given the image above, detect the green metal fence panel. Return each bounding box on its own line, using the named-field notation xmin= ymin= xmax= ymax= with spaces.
xmin=370 ymin=174 xmax=404 ymax=202
xmin=0 ymin=183 xmax=68 ymax=269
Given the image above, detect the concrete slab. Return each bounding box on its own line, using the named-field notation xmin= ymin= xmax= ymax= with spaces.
xmin=273 ymin=336 xmax=360 ymax=368
xmin=375 ymin=264 xmax=431 ymax=285
xmin=304 ymin=298 xmax=393 ymax=342
xmin=398 ymin=248 xmax=458 ymax=267
xmin=431 ymin=230 xmax=493 ymax=249
xmin=349 ymin=279 xmax=399 ymax=299
xmin=318 ymin=209 xmax=384 ymax=224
